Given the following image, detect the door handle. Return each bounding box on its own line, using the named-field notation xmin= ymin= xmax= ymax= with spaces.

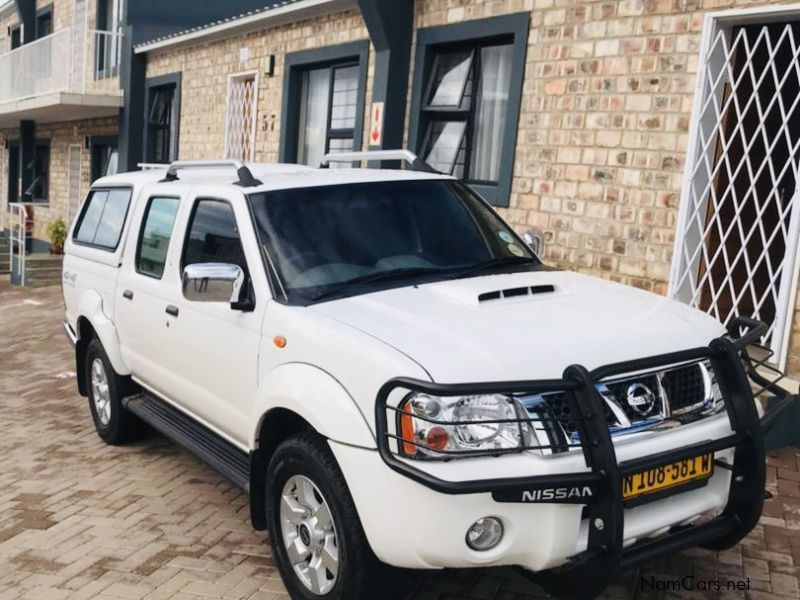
xmin=122 ymin=289 xmax=133 ymax=300
xmin=166 ymin=305 xmax=179 ymax=317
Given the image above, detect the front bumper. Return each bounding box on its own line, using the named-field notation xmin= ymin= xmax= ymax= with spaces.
xmin=369 ymin=317 xmax=791 ymax=596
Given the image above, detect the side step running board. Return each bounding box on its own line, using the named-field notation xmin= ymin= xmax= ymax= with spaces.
xmin=124 ymin=392 xmax=251 ymax=491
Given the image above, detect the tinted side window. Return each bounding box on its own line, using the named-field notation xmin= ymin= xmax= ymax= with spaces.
xmin=73 ymin=188 xmax=132 ymax=250
xmin=136 ymin=197 xmax=180 ymax=278
xmin=182 ymin=199 xmax=247 ymax=270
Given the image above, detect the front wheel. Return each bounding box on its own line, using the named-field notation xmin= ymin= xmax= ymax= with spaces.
xmin=265 ymin=433 xmax=400 ymax=600
xmin=85 ymin=337 xmax=142 ymax=444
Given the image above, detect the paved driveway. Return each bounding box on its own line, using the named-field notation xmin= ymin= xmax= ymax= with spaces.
xmin=1 ymin=282 xmax=799 ymax=600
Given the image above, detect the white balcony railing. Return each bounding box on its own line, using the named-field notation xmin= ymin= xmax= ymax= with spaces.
xmin=0 ymin=28 xmax=123 ymax=105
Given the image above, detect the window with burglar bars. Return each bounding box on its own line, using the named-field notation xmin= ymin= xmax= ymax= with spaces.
xmin=224 ymin=73 xmax=258 ymax=162
xmin=419 ymin=41 xmax=513 ymax=183
xmin=670 ymin=20 xmax=800 ymax=366
xmin=296 ymin=63 xmax=359 ymax=168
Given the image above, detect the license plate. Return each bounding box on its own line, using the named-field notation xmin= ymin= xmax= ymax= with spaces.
xmin=622 ymin=453 xmax=714 ymax=501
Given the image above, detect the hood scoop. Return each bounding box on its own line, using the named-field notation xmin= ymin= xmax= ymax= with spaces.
xmin=478 ymin=284 xmax=557 ymax=303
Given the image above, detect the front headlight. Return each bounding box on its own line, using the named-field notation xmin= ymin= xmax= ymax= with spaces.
xmin=398 ymin=393 xmax=533 ymax=458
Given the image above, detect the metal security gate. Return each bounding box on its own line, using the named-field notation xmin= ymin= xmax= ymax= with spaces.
xmin=670 ymin=18 xmax=800 ymax=367
xmin=67 ymin=145 xmax=82 ymax=224
xmin=224 ymin=72 xmax=258 ymax=161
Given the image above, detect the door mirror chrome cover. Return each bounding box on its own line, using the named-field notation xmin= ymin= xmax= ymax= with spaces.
xmin=182 ymin=262 xmax=245 ymax=306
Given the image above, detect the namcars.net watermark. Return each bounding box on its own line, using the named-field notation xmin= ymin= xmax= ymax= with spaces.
xmin=641 ymin=575 xmax=751 ymax=593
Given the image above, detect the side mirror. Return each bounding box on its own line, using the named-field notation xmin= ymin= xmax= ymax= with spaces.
xmin=181 ymin=263 xmax=253 ymax=311
xmin=523 ymin=229 xmax=545 ymax=257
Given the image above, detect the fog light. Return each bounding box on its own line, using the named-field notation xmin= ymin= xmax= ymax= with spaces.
xmin=465 ymin=517 xmax=504 ymax=551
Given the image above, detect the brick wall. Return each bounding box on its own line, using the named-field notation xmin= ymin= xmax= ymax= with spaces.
xmin=0 ymin=117 xmax=118 ymax=242
xmin=146 ymin=9 xmax=374 ymax=164
xmin=415 ymin=0 xmax=800 ymax=373
xmin=144 ymin=0 xmax=800 ymax=373
xmin=0 ymin=7 xmax=19 ymax=50
xmin=36 ymin=0 xmax=99 ymax=32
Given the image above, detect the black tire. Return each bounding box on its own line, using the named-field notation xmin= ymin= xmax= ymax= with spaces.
xmin=266 ymin=432 xmax=401 ymax=600
xmin=85 ymin=337 xmax=142 ymax=445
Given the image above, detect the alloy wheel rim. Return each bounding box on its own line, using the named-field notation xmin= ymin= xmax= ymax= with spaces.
xmin=279 ymin=474 xmax=339 ymax=595
xmin=90 ymin=358 xmax=111 ymax=426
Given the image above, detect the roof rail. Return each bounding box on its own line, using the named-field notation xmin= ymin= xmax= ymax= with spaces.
xmin=320 ymin=150 xmax=440 ymax=173
xmin=161 ymin=160 xmax=263 ymax=187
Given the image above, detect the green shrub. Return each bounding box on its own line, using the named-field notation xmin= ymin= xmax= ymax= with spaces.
xmin=47 ymin=218 xmax=67 ymax=254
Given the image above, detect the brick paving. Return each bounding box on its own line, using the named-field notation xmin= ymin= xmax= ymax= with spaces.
xmin=1 ymin=282 xmax=799 ymax=599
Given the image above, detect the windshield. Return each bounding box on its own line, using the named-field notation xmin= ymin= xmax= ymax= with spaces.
xmin=248 ymin=179 xmax=539 ymax=303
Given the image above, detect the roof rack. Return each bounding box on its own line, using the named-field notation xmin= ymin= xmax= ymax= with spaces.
xmin=320 ymin=150 xmax=440 ymax=174
xmin=160 ymin=160 xmax=263 ymax=187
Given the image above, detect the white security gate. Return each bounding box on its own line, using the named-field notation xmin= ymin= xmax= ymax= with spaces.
xmin=67 ymin=145 xmax=82 ymax=224
xmin=224 ymin=72 xmax=258 ymax=162
xmin=670 ymin=19 xmax=800 ymax=367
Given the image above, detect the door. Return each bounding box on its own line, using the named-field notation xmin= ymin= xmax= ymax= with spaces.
xmin=115 ymin=188 xmax=185 ymax=395
xmin=670 ymin=19 xmax=800 ymax=367
xmin=154 ymin=189 xmax=266 ymax=445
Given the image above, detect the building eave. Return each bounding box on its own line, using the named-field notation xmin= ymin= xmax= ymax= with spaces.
xmin=0 ymin=0 xmax=18 ymax=19
xmin=134 ymin=0 xmax=357 ymax=55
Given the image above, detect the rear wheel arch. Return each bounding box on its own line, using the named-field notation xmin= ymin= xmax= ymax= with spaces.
xmin=75 ymin=316 xmax=97 ymax=396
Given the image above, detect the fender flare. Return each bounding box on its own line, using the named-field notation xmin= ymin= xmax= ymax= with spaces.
xmin=77 ymin=289 xmax=130 ymax=376
xmin=250 ymin=362 xmax=376 ymax=450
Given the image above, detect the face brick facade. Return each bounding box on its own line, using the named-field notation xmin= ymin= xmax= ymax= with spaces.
xmin=3 ymin=0 xmax=800 ymax=372
xmin=0 ymin=0 xmax=117 ymax=242
xmin=141 ymin=0 xmax=800 ymax=372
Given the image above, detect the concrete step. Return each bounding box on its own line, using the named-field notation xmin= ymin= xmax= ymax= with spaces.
xmin=17 ymin=254 xmax=63 ymax=287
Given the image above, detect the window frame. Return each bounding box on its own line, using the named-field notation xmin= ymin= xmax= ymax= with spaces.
xmin=143 ymin=72 xmax=181 ymax=164
xmin=279 ymin=40 xmax=369 ymax=165
xmin=70 ymin=185 xmax=133 ymax=252
xmin=95 ymin=0 xmax=122 ymax=78
xmin=24 ymin=139 xmax=50 ymax=203
xmin=35 ymin=5 xmax=53 ymax=39
xmin=90 ymin=135 xmax=119 ymax=182
xmin=408 ymin=13 xmax=530 ymax=207
xmin=180 ymin=197 xmax=250 ymax=275
xmin=9 ymin=24 xmax=21 ymax=50
xmin=7 ymin=139 xmax=19 ymax=205
xmin=135 ymin=195 xmax=181 ymax=280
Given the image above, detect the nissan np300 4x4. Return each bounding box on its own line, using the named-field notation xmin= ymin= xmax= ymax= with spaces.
xmin=62 ymin=152 xmax=790 ymax=599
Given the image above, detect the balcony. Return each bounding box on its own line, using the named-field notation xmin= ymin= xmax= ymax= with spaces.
xmin=0 ymin=28 xmax=124 ymax=127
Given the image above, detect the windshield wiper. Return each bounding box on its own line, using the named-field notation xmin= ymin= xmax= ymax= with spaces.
xmin=453 ymin=256 xmax=538 ymax=279
xmin=309 ymin=267 xmax=446 ymax=301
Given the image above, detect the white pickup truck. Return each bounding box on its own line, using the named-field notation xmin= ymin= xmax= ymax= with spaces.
xmin=61 ymin=153 xmax=786 ymax=599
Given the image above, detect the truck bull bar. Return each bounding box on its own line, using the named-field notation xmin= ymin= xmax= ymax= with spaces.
xmin=374 ymin=317 xmax=792 ymax=597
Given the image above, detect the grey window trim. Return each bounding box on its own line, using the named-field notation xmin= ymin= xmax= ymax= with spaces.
xmin=9 ymin=24 xmax=21 ymax=49
xmin=279 ymin=40 xmax=369 ymax=164
xmin=143 ymin=72 xmax=181 ymax=164
xmin=26 ymin=138 xmax=50 ymax=203
xmin=35 ymin=5 xmax=53 ymax=39
xmin=6 ymin=139 xmax=19 ymax=206
xmin=90 ymin=134 xmax=119 ymax=182
xmin=95 ymin=0 xmax=120 ymax=79
xmin=408 ymin=12 xmax=530 ymax=208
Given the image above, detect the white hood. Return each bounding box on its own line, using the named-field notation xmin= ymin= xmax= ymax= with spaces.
xmin=311 ymin=270 xmax=726 ymax=383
